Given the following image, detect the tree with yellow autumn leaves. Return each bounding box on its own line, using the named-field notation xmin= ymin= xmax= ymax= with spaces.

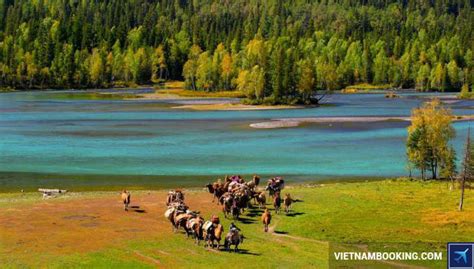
xmin=407 ymin=99 xmax=456 ymax=180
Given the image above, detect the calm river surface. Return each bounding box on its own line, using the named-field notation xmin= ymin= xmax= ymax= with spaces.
xmin=1 ymin=90 xmax=473 ymax=190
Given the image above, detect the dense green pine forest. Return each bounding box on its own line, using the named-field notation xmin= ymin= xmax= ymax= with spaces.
xmin=0 ymin=0 xmax=473 ymax=104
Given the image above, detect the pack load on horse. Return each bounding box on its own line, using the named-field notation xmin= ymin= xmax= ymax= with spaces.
xmin=186 ymin=215 xmax=204 ymax=245
xmin=173 ymin=209 xmax=200 ymax=234
xmin=220 ymin=192 xmax=234 ymax=219
xmin=224 ymin=223 xmax=243 ymax=252
xmin=265 ymin=177 xmax=285 ymax=196
xmin=203 ymin=215 xmax=223 ymax=248
xmin=166 ymin=189 xmax=185 ymax=205
xmin=164 ymin=201 xmax=189 ymax=231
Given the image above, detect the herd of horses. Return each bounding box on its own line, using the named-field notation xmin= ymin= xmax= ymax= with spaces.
xmin=206 ymin=175 xmax=294 ymax=219
xmin=163 ymin=190 xmax=243 ymax=251
xmin=120 ymin=175 xmax=296 ymax=253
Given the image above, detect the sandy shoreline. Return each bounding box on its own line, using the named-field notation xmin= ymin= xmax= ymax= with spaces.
xmin=250 ymin=115 xmax=474 ymax=129
xmin=172 ymin=103 xmax=302 ymax=111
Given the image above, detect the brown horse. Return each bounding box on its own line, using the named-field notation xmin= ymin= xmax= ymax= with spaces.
xmin=284 ymin=193 xmax=294 ymax=214
xmin=186 ymin=216 xmax=204 ymax=245
xmin=173 ymin=212 xmax=194 ymax=234
xmin=253 ymin=175 xmax=260 ymax=186
xmin=121 ymin=190 xmax=130 ymax=211
xmin=205 ymin=183 xmax=226 ymax=203
xmin=254 ymin=192 xmax=266 ymax=208
xmin=224 ymin=229 xmax=244 ymax=252
xmin=261 ymin=208 xmax=272 ymax=232
xmin=220 ymin=193 xmax=233 ymax=218
xmin=273 ymin=191 xmax=281 ymax=214
xmin=204 ymin=223 xmax=224 ymax=248
xmin=165 ymin=202 xmax=188 ymax=231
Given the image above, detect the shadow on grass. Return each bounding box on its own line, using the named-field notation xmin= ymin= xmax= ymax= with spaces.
xmin=273 ymin=230 xmax=288 ymax=235
xmin=130 ymin=205 xmax=140 ymax=209
xmin=219 ymin=248 xmax=261 ymax=256
xmin=133 ymin=209 xmax=146 ymax=213
xmin=238 ymin=217 xmax=256 ymax=224
xmin=246 ymin=209 xmax=264 ymax=217
xmin=285 ymin=212 xmax=304 ymax=217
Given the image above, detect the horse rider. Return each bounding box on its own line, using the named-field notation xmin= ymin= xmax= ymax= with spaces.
xmin=229 ymin=222 xmax=240 ymax=233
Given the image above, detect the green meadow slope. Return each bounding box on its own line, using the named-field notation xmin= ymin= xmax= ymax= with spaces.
xmin=0 ymin=179 xmax=472 ymax=268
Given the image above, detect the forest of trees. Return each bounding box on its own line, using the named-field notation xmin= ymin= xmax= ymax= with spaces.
xmin=0 ymin=0 xmax=473 ymax=104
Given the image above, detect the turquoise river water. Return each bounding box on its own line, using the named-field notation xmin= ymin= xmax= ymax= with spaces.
xmin=0 ymin=90 xmax=473 ymax=190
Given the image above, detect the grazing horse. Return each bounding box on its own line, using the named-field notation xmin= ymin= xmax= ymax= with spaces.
xmin=186 ymin=216 xmax=204 ymax=245
xmin=254 ymin=192 xmax=266 ymax=208
xmin=121 ymin=190 xmax=130 ymax=211
xmin=224 ymin=229 xmax=244 ymax=252
xmin=273 ymin=191 xmax=281 ymax=214
xmin=284 ymin=193 xmax=294 ymax=214
xmin=204 ymin=223 xmax=224 ymax=249
xmin=261 ymin=208 xmax=272 ymax=232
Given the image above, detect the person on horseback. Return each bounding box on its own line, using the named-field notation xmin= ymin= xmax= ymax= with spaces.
xmin=211 ymin=215 xmax=220 ymax=225
xmin=229 ymin=222 xmax=240 ymax=233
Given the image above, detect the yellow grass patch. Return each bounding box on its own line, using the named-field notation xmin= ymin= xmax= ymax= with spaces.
xmin=421 ymin=209 xmax=474 ymax=227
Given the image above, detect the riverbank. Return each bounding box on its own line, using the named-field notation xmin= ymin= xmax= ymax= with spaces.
xmin=250 ymin=115 xmax=474 ymax=129
xmin=172 ymin=103 xmax=302 ymax=111
xmin=1 ymin=179 xmax=472 ymax=268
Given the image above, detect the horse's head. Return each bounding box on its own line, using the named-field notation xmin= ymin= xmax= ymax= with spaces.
xmin=205 ymin=183 xmax=214 ymax=193
xmin=253 ymin=175 xmax=260 ymax=185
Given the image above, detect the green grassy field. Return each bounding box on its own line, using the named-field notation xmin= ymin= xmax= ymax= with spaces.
xmin=1 ymin=179 xmax=472 ymax=268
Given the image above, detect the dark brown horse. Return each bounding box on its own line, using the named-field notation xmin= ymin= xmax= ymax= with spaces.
xmin=273 ymin=191 xmax=281 ymax=214
xmin=253 ymin=175 xmax=260 ymax=186
xmin=284 ymin=193 xmax=294 ymax=214
xmin=205 ymin=183 xmax=226 ymax=203
xmin=254 ymin=191 xmax=266 ymax=208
